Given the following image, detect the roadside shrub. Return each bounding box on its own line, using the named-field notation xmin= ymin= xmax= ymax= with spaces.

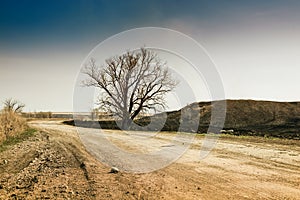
xmin=0 ymin=110 xmax=27 ymax=143
xmin=34 ymin=111 xmax=52 ymax=118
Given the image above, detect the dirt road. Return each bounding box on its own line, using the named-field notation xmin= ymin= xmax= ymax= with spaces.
xmin=0 ymin=120 xmax=299 ymax=199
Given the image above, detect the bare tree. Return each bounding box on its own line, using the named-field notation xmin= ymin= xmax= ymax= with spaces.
xmin=3 ymin=98 xmax=25 ymax=113
xmin=82 ymin=48 xmax=178 ymax=129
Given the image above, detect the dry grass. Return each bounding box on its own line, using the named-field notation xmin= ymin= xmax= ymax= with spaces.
xmin=0 ymin=110 xmax=27 ymax=143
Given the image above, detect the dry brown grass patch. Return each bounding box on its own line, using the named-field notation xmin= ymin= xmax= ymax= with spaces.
xmin=0 ymin=110 xmax=27 ymax=143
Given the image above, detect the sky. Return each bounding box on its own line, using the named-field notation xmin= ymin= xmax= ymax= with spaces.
xmin=1 ymin=0 xmax=300 ymax=112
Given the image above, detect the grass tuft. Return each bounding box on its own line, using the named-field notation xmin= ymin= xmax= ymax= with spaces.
xmin=0 ymin=128 xmax=36 ymax=152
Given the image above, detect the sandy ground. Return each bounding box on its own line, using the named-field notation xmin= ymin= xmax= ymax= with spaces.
xmin=0 ymin=120 xmax=299 ymax=199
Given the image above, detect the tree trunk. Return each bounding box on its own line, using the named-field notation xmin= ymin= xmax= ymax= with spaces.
xmin=121 ymin=118 xmax=132 ymax=130
xmin=121 ymin=111 xmax=132 ymax=130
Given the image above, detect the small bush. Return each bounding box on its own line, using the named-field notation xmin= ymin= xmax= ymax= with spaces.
xmin=0 ymin=110 xmax=27 ymax=143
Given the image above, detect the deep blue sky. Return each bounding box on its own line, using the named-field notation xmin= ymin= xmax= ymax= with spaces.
xmin=1 ymin=0 xmax=300 ymax=111
xmin=1 ymin=0 xmax=298 ymax=48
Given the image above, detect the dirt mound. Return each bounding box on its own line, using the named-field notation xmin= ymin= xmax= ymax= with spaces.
xmin=0 ymin=131 xmax=96 ymax=199
xmin=134 ymin=100 xmax=299 ymax=137
xmin=65 ymin=100 xmax=300 ymax=139
xmin=207 ymin=100 xmax=300 ymax=138
xmin=135 ymin=100 xmax=300 ymax=138
xmin=222 ymin=100 xmax=300 ymax=127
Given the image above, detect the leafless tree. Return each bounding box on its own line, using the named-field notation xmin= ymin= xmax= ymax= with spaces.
xmin=3 ymin=98 xmax=25 ymax=113
xmin=82 ymin=48 xmax=178 ymax=129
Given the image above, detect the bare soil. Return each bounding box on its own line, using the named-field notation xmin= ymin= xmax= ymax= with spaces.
xmin=0 ymin=120 xmax=299 ymax=199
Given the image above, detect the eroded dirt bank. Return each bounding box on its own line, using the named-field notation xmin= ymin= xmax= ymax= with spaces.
xmin=0 ymin=120 xmax=299 ymax=199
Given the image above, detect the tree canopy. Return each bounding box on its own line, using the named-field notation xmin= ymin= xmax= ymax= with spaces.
xmin=82 ymin=48 xmax=178 ymax=129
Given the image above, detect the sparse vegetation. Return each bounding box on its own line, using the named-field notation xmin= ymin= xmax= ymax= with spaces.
xmin=3 ymin=98 xmax=25 ymax=113
xmin=0 ymin=128 xmax=36 ymax=152
xmin=22 ymin=111 xmax=53 ymax=119
xmin=34 ymin=111 xmax=52 ymax=118
xmin=0 ymin=99 xmax=28 ymax=143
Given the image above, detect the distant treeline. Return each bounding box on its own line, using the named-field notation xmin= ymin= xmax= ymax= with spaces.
xmin=22 ymin=112 xmax=73 ymax=119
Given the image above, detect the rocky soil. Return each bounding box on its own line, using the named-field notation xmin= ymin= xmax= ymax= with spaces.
xmin=0 ymin=130 xmax=96 ymax=199
xmin=0 ymin=120 xmax=299 ymax=199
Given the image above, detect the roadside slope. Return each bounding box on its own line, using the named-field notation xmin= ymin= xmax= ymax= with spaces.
xmin=139 ymin=100 xmax=300 ymax=138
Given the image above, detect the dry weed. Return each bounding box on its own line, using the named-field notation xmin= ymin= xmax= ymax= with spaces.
xmin=0 ymin=110 xmax=27 ymax=143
